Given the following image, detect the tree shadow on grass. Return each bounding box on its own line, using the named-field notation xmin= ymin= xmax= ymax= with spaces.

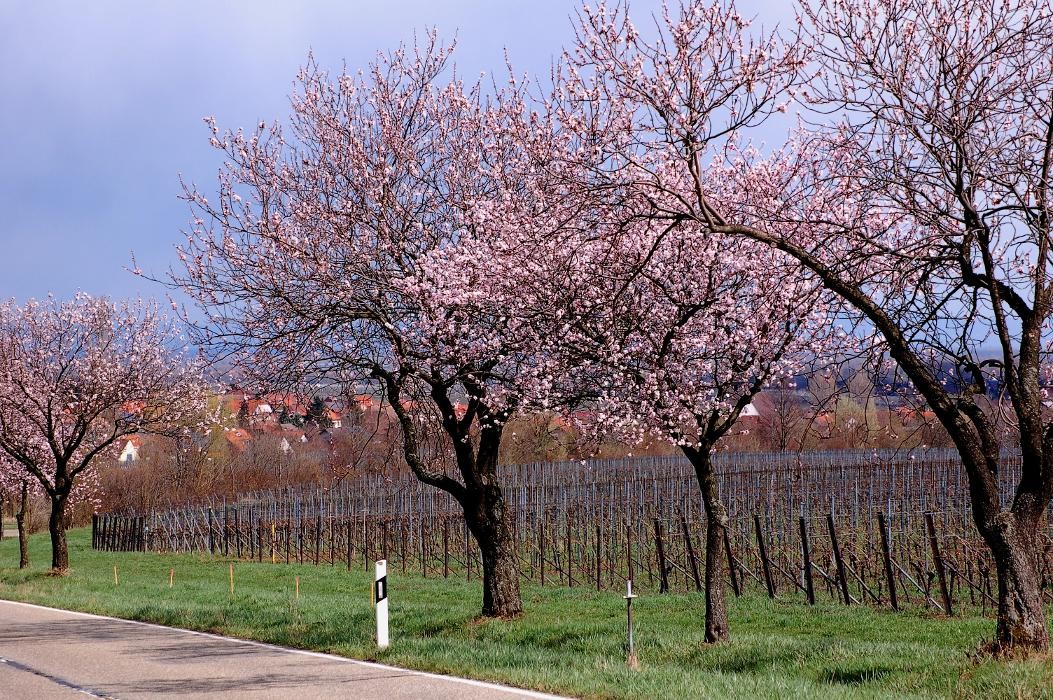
xmin=823 ymin=665 xmax=896 ymax=685
xmin=687 ymin=645 xmax=802 ymax=675
xmin=688 ymin=642 xmax=901 ymax=690
xmin=418 ymin=616 xmax=469 ymax=638
xmin=0 ymin=570 xmax=56 ymax=584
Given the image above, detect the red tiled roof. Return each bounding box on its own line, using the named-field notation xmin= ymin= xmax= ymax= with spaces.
xmin=224 ymin=428 xmax=252 ymax=451
xmin=354 ymin=395 xmax=378 ymax=410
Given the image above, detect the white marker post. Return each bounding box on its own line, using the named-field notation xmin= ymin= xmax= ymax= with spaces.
xmin=374 ymin=559 xmax=389 ymax=649
xmin=625 ymin=579 xmax=639 ymax=669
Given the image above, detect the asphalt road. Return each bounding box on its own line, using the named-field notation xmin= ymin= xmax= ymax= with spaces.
xmin=0 ymin=600 xmax=568 ymax=699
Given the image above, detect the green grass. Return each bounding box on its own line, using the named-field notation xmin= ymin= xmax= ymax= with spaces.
xmin=0 ymin=529 xmax=1050 ymax=699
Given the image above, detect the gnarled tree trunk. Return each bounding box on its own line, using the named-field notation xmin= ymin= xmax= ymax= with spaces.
xmin=981 ymin=511 xmax=1049 ymax=652
xmin=461 ymin=422 xmax=522 ymax=618
xmin=48 ymin=493 xmax=69 ymax=573
xmin=382 ymin=370 xmax=524 ymax=619
xmin=685 ymin=447 xmax=730 ymax=643
xmin=464 ymin=484 xmax=522 ymax=618
xmin=956 ymin=431 xmax=1050 ymax=653
xmin=16 ymin=481 xmax=29 ymax=569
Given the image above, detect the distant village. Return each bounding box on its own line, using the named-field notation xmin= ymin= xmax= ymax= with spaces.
xmin=96 ymin=371 xmax=972 ymax=517
xmin=117 ymin=390 xmax=351 ymax=465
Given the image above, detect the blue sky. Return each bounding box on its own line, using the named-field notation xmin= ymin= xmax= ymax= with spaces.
xmin=0 ymin=1 xmax=792 ymax=304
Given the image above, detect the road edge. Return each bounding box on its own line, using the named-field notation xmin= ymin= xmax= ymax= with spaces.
xmin=0 ymin=598 xmax=571 ymax=700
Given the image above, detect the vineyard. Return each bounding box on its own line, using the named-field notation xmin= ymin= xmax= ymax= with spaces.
xmin=95 ymin=449 xmax=1053 ymax=614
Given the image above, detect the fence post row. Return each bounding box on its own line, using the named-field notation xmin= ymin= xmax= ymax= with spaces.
xmin=89 ymin=451 xmax=1050 ymax=609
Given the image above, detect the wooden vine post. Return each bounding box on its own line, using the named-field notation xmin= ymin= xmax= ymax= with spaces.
xmin=682 ymin=517 xmax=702 ymax=593
xmin=724 ymin=528 xmax=741 ymax=597
xmin=755 ymin=514 xmax=776 ymax=598
xmin=827 ymin=514 xmax=851 ymax=605
xmin=653 ymin=519 xmax=669 ymax=594
xmin=877 ymin=512 xmax=898 ymax=611
xmin=799 ymin=515 xmax=815 ymax=605
xmin=925 ymin=513 xmax=953 ymax=615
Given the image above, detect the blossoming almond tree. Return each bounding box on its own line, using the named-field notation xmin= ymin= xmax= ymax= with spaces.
xmin=456 ymin=193 xmax=833 ymax=642
xmin=0 ymin=295 xmax=208 ymax=572
xmin=563 ymin=0 xmax=1053 ymax=652
xmin=787 ymin=0 xmax=1053 ymax=652
xmin=458 ymin=148 xmax=841 ymax=641
xmin=453 ymin=0 xmax=828 ymax=643
xmin=170 ymin=39 xmax=560 ymax=617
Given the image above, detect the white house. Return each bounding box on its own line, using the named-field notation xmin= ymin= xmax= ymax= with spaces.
xmin=118 ymin=436 xmax=143 ymax=463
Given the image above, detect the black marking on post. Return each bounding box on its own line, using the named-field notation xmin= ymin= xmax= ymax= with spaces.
xmin=375 ymin=575 xmax=387 ymax=602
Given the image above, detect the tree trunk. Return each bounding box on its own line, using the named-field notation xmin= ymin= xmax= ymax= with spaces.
xmin=48 ymin=494 xmax=69 ymax=573
xmin=685 ymin=447 xmax=730 ymax=643
xmin=982 ymin=511 xmax=1049 ymax=653
xmin=16 ymin=481 xmax=29 ymax=569
xmin=382 ymin=374 xmax=523 ymax=619
xmin=702 ymin=506 xmax=730 ymax=642
xmin=465 ymin=485 xmax=523 ymax=618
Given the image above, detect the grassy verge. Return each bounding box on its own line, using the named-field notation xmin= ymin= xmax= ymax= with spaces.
xmin=0 ymin=529 xmax=1050 ymax=699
